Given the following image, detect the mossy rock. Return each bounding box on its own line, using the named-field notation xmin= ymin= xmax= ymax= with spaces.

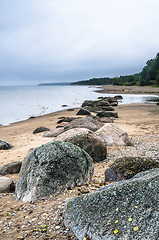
xmin=105 ymin=156 xmax=159 ymax=182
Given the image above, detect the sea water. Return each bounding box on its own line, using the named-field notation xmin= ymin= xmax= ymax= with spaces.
xmin=0 ymin=85 xmax=157 ymax=126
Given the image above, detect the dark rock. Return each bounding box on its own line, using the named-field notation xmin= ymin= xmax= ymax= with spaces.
xmin=107 ymin=97 xmax=118 ymax=103
xmin=82 ymin=100 xmax=95 ymax=107
xmin=64 ymin=168 xmax=159 ymax=240
xmin=96 ymin=101 xmax=110 ymax=107
xmin=56 ymin=128 xmax=107 ymax=162
xmin=57 ymin=119 xmax=66 ymax=124
xmin=105 ymin=157 xmax=159 ymax=182
xmin=111 ymin=101 xmax=118 ymax=106
xmin=43 ymin=127 xmax=65 ymax=137
xmin=0 ymin=161 xmax=22 ymax=175
xmin=99 ymin=106 xmax=115 ymax=111
xmin=29 ymin=116 xmax=36 ymax=119
xmin=33 ymin=127 xmax=50 ymax=134
xmin=0 ymin=140 xmax=13 ymax=150
xmin=0 ymin=177 xmax=15 ymax=193
xmin=96 ymin=123 xmax=132 ymax=146
xmin=58 ymin=116 xmax=65 ymax=119
xmin=114 ymin=95 xmax=123 ymax=100
xmin=61 ymin=104 xmax=68 ymax=107
xmin=16 ymin=141 xmax=94 ymax=202
xmin=76 ymin=108 xmax=91 ymax=116
xmin=64 ymin=115 xmax=103 ymax=132
xmin=97 ymin=111 xmax=118 ymax=118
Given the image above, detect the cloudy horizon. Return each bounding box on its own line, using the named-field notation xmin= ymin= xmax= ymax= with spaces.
xmin=0 ymin=0 xmax=159 ymax=86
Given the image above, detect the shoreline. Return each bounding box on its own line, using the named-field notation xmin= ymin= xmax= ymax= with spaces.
xmin=0 ymin=102 xmax=159 ymax=169
xmin=95 ymin=85 xmax=159 ymax=94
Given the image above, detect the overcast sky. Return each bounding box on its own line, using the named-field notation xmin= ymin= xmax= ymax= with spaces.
xmin=0 ymin=0 xmax=159 ymax=86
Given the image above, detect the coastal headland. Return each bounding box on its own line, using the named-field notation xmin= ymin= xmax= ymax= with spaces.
xmin=0 ymin=86 xmax=159 ymax=239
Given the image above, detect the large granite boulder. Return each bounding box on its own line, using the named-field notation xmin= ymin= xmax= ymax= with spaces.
xmin=64 ymin=168 xmax=159 ymax=240
xmin=16 ymin=141 xmax=94 ymax=202
xmin=56 ymin=128 xmax=107 ymax=162
xmin=0 ymin=177 xmax=15 ymax=193
xmin=96 ymin=123 xmax=132 ymax=146
xmin=0 ymin=161 xmax=22 ymax=175
xmin=0 ymin=140 xmax=13 ymax=150
xmin=64 ymin=116 xmax=103 ymax=132
xmin=105 ymin=157 xmax=159 ymax=182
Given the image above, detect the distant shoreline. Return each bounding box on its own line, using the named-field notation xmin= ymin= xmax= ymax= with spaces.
xmin=95 ymin=85 xmax=159 ymax=95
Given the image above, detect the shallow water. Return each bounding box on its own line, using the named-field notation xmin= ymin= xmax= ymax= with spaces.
xmin=0 ymin=85 xmax=158 ymax=126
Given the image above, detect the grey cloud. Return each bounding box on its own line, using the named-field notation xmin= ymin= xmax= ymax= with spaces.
xmin=0 ymin=0 xmax=159 ymax=85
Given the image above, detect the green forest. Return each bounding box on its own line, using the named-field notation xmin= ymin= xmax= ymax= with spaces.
xmin=71 ymin=52 xmax=159 ymax=86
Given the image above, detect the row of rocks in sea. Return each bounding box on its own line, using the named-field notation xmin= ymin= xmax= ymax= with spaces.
xmin=82 ymin=96 xmax=119 ymax=112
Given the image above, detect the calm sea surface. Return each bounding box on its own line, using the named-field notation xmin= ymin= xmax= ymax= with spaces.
xmin=0 ymin=85 xmax=157 ymax=126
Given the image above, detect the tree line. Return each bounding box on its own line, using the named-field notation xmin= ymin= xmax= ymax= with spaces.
xmin=71 ymin=52 xmax=159 ymax=86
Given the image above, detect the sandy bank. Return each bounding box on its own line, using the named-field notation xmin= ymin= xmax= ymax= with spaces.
xmin=96 ymin=85 xmax=159 ymax=94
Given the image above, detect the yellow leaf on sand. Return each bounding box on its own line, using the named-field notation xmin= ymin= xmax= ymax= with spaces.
xmin=128 ymin=217 xmax=132 ymax=222
xmin=115 ymin=220 xmax=119 ymax=224
xmin=83 ymin=238 xmax=87 ymax=240
xmin=114 ymin=229 xmax=118 ymax=234
xmin=116 ymin=208 xmax=119 ymax=212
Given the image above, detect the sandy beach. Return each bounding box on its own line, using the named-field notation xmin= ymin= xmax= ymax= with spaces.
xmin=0 ymin=89 xmax=159 ymax=239
xmin=96 ymin=85 xmax=159 ymax=94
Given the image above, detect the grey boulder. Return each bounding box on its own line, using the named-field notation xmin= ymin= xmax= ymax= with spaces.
xmin=0 ymin=161 xmax=22 ymax=175
xmin=16 ymin=141 xmax=94 ymax=202
xmin=105 ymin=156 xmax=159 ymax=182
xmin=33 ymin=127 xmax=50 ymax=134
xmin=0 ymin=140 xmax=13 ymax=150
xmin=64 ymin=168 xmax=159 ymax=240
xmin=0 ymin=177 xmax=15 ymax=193
xmin=96 ymin=123 xmax=132 ymax=146
xmin=64 ymin=115 xmax=103 ymax=132
xmin=76 ymin=108 xmax=91 ymax=115
xmin=56 ymin=128 xmax=107 ymax=162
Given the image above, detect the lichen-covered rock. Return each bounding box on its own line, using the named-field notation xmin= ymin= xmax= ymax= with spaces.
xmin=64 ymin=115 xmax=103 ymax=132
xmin=0 ymin=177 xmax=15 ymax=193
xmin=0 ymin=140 xmax=13 ymax=150
xmin=96 ymin=123 xmax=132 ymax=146
xmin=105 ymin=157 xmax=159 ymax=182
xmin=16 ymin=141 xmax=94 ymax=202
xmin=56 ymin=128 xmax=107 ymax=162
xmin=0 ymin=161 xmax=22 ymax=175
xmin=64 ymin=168 xmax=159 ymax=240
